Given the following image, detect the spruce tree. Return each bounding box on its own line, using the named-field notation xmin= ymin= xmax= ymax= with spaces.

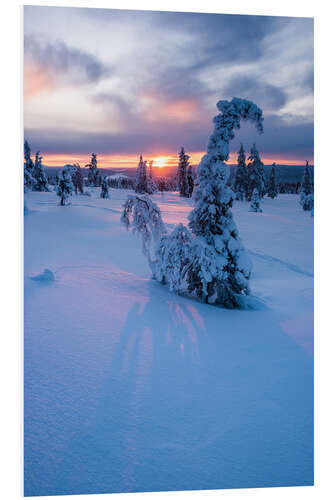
xmin=267 ymin=163 xmax=278 ymax=199
xmin=247 ymin=144 xmax=265 ymax=200
xmin=134 ymin=155 xmax=148 ymax=193
xmin=24 ymin=140 xmax=35 ymax=191
xmin=300 ymin=161 xmax=314 ymax=211
xmin=250 ymin=188 xmax=263 ymax=212
xmin=147 ymin=161 xmax=157 ymax=194
xmin=233 ymin=143 xmax=247 ymax=200
xmin=178 ymin=147 xmax=189 ymax=197
xmin=56 ymin=168 xmax=73 ymax=205
xmin=86 ymin=153 xmax=100 ymax=187
xmin=32 ymin=151 xmax=48 ymax=191
xmin=72 ymin=163 xmax=84 ymax=194
xmin=100 ymin=176 xmax=110 ymax=198
xmin=187 ymin=164 xmax=194 ymax=198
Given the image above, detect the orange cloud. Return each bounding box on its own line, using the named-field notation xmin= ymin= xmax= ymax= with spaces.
xmin=24 ymin=60 xmax=55 ymax=100
xmin=140 ymin=91 xmax=200 ymax=124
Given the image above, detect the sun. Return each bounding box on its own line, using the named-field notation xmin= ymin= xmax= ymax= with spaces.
xmin=153 ymin=156 xmax=167 ymax=168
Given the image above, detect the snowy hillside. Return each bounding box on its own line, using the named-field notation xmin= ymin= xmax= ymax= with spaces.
xmin=24 ymin=189 xmax=313 ymax=496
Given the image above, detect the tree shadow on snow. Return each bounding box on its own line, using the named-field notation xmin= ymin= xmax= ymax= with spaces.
xmin=53 ymin=281 xmax=313 ymax=495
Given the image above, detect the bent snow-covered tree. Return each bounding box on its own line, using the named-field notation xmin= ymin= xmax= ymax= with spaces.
xmin=121 ymin=194 xmax=167 ymax=272
xmin=121 ymin=98 xmax=264 ymax=308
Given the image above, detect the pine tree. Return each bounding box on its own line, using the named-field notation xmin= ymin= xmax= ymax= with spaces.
xmin=32 ymin=151 xmax=48 ymax=192
xmin=56 ymin=168 xmax=73 ymax=205
xmin=187 ymin=164 xmax=194 ymax=197
xmin=24 ymin=140 xmax=35 ymax=191
xmin=267 ymin=163 xmax=278 ymax=199
xmin=233 ymin=143 xmax=248 ymax=200
xmin=100 ymin=176 xmax=110 ymax=198
xmin=300 ymin=161 xmax=314 ymax=211
xmin=247 ymin=144 xmax=265 ymax=200
xmin=135 ymin=155 xmax=149 ymax=193
xmin=86 ymin=153 xmax=100 ymax=187
xmin=250 ymin=188 xmax=263 ymax=212
xmin=178 ymin=147 xmax=190 ymax=197
xmin=147 ymin=161 xmax=158 ymax=194
xmin=72 ymin=163 xmax=84 ymax=194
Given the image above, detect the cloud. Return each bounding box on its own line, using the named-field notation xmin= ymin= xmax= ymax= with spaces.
xmin=24 ymin=7 xmax=313 ymax=161
xmin=222 ymin=75 xmax=288 ymax=111
xmin=24 ymin=34 xmax=110 ymax=87
xmin=24 ymin=110 xmax=313 ymax=162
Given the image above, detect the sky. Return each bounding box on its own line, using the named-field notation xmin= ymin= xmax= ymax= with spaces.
xmin=24 ymin=6 xmax=314 ymax=168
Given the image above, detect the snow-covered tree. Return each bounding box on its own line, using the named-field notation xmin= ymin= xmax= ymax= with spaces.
xmin=72 ymin=163 xmax=84 ymax=194
xmin=233 ymin=143 xmax=248 ymax=200
xmin=300 ymin=161 xmax=314 ymax=211
xmin=249 ymin=188 xmax=262 ymax=212
xmin=56 ymin=168 xmax=73 ymax=205
xmin=135 ymin=155 xmax=149 ymax=194
xmin=32 ymin=151 xmax=48 ymax=192
xmin=147 ymin=161 xmax=158 ymax=194
xmin=121 ymin=194 xmax=167 ymax=272
xmin=100 ymin=176 xmax=110 ymax=198
xmin=247 ymin=144 xmax=265 ymax=200
xmin=187 ymin=164 xmax=194 ymax=197
xmin=86 ymin=153 xmax=100 ymax=187
xmin=267 ymin=163 xmax=278 ymax=199
xmin=156 ymin=176 xmax=169 ymax=192
xmin=122 ymin=97 xmax=264 ymax=308
xmin=24 ymin=140 xmax=35 ymax=191
xmin=178 ymin=147 xmax=190 ymax=197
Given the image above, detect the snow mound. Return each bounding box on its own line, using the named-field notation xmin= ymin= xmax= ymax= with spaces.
xmin=30 ymin=268 xmax=55 ymax=282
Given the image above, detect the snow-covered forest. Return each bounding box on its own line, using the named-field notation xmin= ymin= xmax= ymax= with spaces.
xmin=24 ymin=96 xmax=314 ymax=496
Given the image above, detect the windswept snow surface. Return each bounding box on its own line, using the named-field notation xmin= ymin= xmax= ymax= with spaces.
xmin=24 ymin=189 xmax=313 ymax=496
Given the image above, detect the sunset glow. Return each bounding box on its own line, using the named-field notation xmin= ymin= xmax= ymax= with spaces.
xmin=153 ymin=157 xmax=168 ymax=168
xmin=40 ymin=151 xmax=311 ymax=169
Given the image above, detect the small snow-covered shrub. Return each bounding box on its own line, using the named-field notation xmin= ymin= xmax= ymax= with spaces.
xmin=121 ymin=97 xmax=264 ymax=308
